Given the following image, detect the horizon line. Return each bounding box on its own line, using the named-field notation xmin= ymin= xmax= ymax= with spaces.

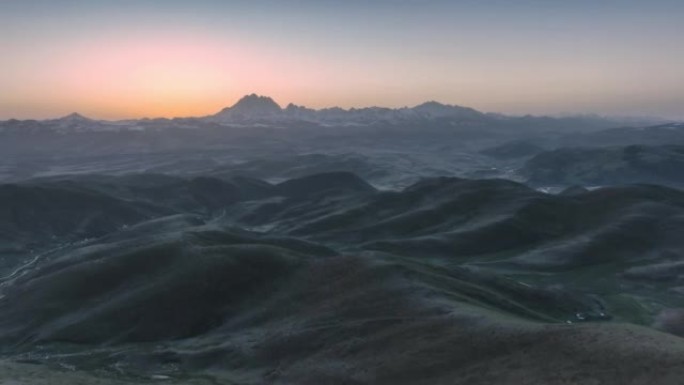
xmin=1 ymin=94 xmax=678 ymax=122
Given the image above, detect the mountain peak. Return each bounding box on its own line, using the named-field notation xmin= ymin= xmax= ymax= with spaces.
xmin=59 ymin=112 xmax=91 ymax=121
xmin=412 ymin=101 xmax=481 ymax=118
xmin=214 ymin=94 xmax=282 ymax=121
xmin=231 ymin=94 xmax=281 ymax=112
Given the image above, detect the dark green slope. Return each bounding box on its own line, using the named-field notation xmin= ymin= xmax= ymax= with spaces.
xmin=1 ymin=172 xmax=684 ymax=384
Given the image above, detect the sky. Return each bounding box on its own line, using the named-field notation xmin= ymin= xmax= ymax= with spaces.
xmin=1 ymin=0 xmax=683 ymax=120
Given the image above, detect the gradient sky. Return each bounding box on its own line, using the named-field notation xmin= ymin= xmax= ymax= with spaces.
xmin=1 ymin=0 xmax=683 ymax=120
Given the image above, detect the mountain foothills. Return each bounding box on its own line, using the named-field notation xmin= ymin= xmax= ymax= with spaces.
xmin=0 ymin=96 xmax=683 ymax=384
xmin=1 ymin=172 xmax=684 ymax=384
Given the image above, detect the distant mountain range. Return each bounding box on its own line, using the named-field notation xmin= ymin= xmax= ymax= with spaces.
xmin=0 ymin=94 xmax=671 ymax=133
xmin=210 ymin=94 xmax=486 ymax=125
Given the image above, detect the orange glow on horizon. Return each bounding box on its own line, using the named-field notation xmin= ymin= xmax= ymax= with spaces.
xmin=2 ymin=31 xmax=342 ymax=119
xmin=4 ymin=29 xmax=683 ymax=120
xmin=3 ymin=2 xmax=684 ymax=120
